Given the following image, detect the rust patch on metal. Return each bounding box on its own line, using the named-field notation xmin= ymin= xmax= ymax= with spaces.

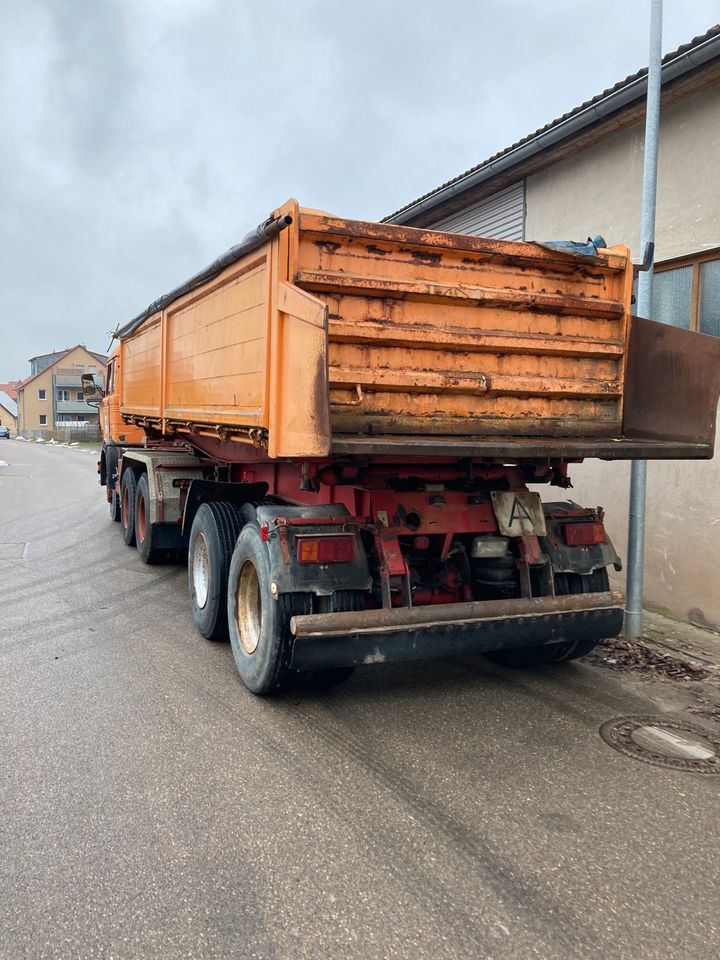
xmin=366 ymin=244 xmax=388 ymax=256
xmin=400 ymin=247 xmax=442 ymax=266
xmin=314 ymin=240 xmax=341 ymax=254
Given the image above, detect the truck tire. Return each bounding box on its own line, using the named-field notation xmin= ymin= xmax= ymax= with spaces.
xmin=299 ymin=590 xmax=364 ymax=690
xmin=485 ymin=568 xmax=611 ymax=668
xmin=188 ymin=502 xmax=243 ymax=642
xmin=134 ymin=473 xmax=163 ymax=565
xmin=104 ymin=445 xmax=121 ymax=521
xmin=120 ymin=468 xmax=137 ymax=547
xmin=227 ymin=524 xmax=311 ymax=694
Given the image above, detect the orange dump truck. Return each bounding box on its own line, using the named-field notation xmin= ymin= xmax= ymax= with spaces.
xmin=86 ymin=199 xmax=720 ymax=694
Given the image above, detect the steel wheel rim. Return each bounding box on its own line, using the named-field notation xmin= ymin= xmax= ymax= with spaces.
xmin=122 ymin=485 xmax=130 ymax=528
xmin=237 ymin=560 xmax=262 ymax=655
xmin=136 ymin=491 xmax=146 ymax=542
xmin=192 ymin=532 xmax=210 ymax=609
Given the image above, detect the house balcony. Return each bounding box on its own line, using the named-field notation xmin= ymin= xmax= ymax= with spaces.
xmin=55 ymin=400 xmax=99 ymax=416
xmin=53 ymin=373 xmax=105 ymax=389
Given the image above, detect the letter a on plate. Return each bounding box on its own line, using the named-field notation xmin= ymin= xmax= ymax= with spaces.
xmin=490 ymin=491 xmax=547 ymax=537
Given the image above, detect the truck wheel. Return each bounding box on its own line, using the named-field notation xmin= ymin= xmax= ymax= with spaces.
xmin=299 ymin=590 xmax=365 ymax=690
xmin=486 ymin=568 xmax=611 ymax=668
xmin=227 ymin=524 xmax=311 ymax=695
xmin=104 ymin=446 xmax=121 ymax=521
xmin=188 ymin=502 xmax=243 ymax=642
xmin=120 ymin=469 xmax=137 ymax=547
xmin=134 ymin=473 xmax=162 ymax=564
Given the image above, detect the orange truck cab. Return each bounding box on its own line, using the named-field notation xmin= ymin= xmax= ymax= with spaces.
xmin=94 ymin=349 xmax=144 ymax=519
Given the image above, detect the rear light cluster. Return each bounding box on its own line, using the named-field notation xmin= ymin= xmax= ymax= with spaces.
xmin=296 ymin=535 xmax=354 ymax=564
xmin=562 ymin=521 xmax=606 ymax=546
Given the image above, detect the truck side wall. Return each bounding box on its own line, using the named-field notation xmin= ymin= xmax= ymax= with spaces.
xmin=118 ymin=202 xmax=634 ymax=457
xmin=296 ymin=212 xmax=633 ymax=440
xmin=119 ymin=208 xmax=332 ymax=458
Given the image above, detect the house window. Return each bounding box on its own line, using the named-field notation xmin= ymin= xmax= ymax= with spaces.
xmin=699 ymin=260 xmax=720 ymax=337
xmin=77 ymin=391 xmax=84 ymax=401
xmin=652 ymin=250 xmax=720 ymax=336
xmin=39 ymin=414 xmax=47 ymax=425
xmin=651 ymin=268 xmax=692 ymax=329
xmin=58 ymin=389 xmax=70 ymax=402
xmin=38 ymin=389 xmax=46 ymax=400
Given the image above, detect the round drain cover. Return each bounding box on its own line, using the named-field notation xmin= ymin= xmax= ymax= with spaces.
xmin=600 ymin=715 xmax=720 ymax=774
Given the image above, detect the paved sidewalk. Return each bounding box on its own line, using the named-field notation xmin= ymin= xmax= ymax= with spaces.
xmin=587 ymin=608 xmax=720 ymax=684
xmin=642 ymin=609 xmax=720 ymax=667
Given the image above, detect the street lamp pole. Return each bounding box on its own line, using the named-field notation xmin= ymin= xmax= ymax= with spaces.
xmin=625 ymin=0 xmax=663 ymax=640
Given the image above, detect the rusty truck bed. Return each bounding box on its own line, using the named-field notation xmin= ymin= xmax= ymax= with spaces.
xmin=116 ymin=199 xmax=720 ymax=461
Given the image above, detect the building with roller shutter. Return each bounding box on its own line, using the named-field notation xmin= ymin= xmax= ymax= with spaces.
xmin=385 ymin=25 xmax=720 ymax=630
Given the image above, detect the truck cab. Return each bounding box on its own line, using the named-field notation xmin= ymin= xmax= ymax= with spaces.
xmin=84 ymin=349 xmax=144 ymax=520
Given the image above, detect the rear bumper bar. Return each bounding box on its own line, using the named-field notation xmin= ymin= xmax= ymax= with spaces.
xmin=290 ymin=591 xmax=624 ymax=669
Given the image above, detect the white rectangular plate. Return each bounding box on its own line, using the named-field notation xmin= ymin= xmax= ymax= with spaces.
xmin=490 ymin=491 xmax=547 ymax=537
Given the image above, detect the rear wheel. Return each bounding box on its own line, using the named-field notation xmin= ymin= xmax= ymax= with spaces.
xmin=109 ymin=489 xmax=121 ymax=522
xmin=486 ymin=567 xmax=611 ymax=668
xmin=105 ymin=446 xmax=121 ymax=522
xmin=227 ymin=524 xmax=311 ymax=694
xmin=135 ymin=473 xmax=163 ymax=564
xmin=120 ymin=468 xmax=137 ymax=547
xmin=188 ymin=502 xmax=244 ymax=641
xmin=299 ymin=590 xmax=364 ymax=690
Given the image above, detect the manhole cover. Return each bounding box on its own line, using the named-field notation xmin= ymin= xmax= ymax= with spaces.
xmin=600 ymin=715 xmax=720 ymax=774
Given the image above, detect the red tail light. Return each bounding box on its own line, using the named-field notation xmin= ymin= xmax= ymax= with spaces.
xmin=297 ymin=536 xmax=354 ymax=563
xmin=562 ymin=521 xmax=606 ymax=546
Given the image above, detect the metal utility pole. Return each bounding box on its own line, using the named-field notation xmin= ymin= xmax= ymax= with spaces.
xmin=625 ymin=0 xmax=663 ymax=640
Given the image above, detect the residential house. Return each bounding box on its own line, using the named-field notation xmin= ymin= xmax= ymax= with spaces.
xmin=17 ymin=344 xmax=108 ymax=439
xmin=0 ymin=381 xmax=21 ymax=401
xmin=0 ymin=391 xmax=18 ymax=436
xmin=385 ymin=26 xmax=720 ymax=629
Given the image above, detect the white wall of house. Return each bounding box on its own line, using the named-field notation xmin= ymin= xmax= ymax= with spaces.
xmin=555 ymin=424 xmax=720 ymax=632
xmin=525 ymin=85 xmax=720 ymax=261
xmin=524 ymin=84 xmax=720 ymax=630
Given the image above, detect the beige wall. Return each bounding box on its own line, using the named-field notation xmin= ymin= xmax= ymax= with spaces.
xmin=0 ymin=404 xmax=18 ymax=434
xmin=18 ymin=346 xmax=102 ymax=436
xmin=560 ymin=423 xmax=720 ymax=632
xmin=19 ymin=368 xmax=53 ymax=433
xmin=525 ymin=83 xmax=720 ymax=262
xmin=525 ymin=84 xmax=720 ymax=629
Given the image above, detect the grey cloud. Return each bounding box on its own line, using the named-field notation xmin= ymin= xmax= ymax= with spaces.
xmin=0 ymin=0 xmax=717 ymax=378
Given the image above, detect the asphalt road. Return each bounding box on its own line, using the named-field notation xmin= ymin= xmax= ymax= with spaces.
xmin=2 ymin=441 xmax=719 ymax=960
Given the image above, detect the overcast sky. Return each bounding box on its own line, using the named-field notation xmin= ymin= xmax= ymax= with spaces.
xmin=1 ymin=0 xmax=718 ymax=381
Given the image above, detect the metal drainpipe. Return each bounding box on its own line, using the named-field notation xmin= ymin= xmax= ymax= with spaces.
xmin=625 ymin=0 xmax=663 ymax=640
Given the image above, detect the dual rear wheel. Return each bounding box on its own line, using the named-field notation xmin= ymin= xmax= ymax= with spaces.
xmin=485 ymin=567 xmax=610 ymax=668
xmin=188 ymin=502 xmax=244 ymax=642
xmin=124 ymin=483 xmax=608 ymax=689
xmin=119 ymin=469 xmax=163 ymax=563
xmin=187 ymin=510 xmax=359 ymax=695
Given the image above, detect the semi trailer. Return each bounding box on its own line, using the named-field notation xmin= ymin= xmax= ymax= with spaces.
xmin=85 ymin=199 xmax=720 ymax=694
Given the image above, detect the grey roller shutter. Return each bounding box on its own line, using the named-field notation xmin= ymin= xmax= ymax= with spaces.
xmin=428 ymin=181 xmax=525 ymax=240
